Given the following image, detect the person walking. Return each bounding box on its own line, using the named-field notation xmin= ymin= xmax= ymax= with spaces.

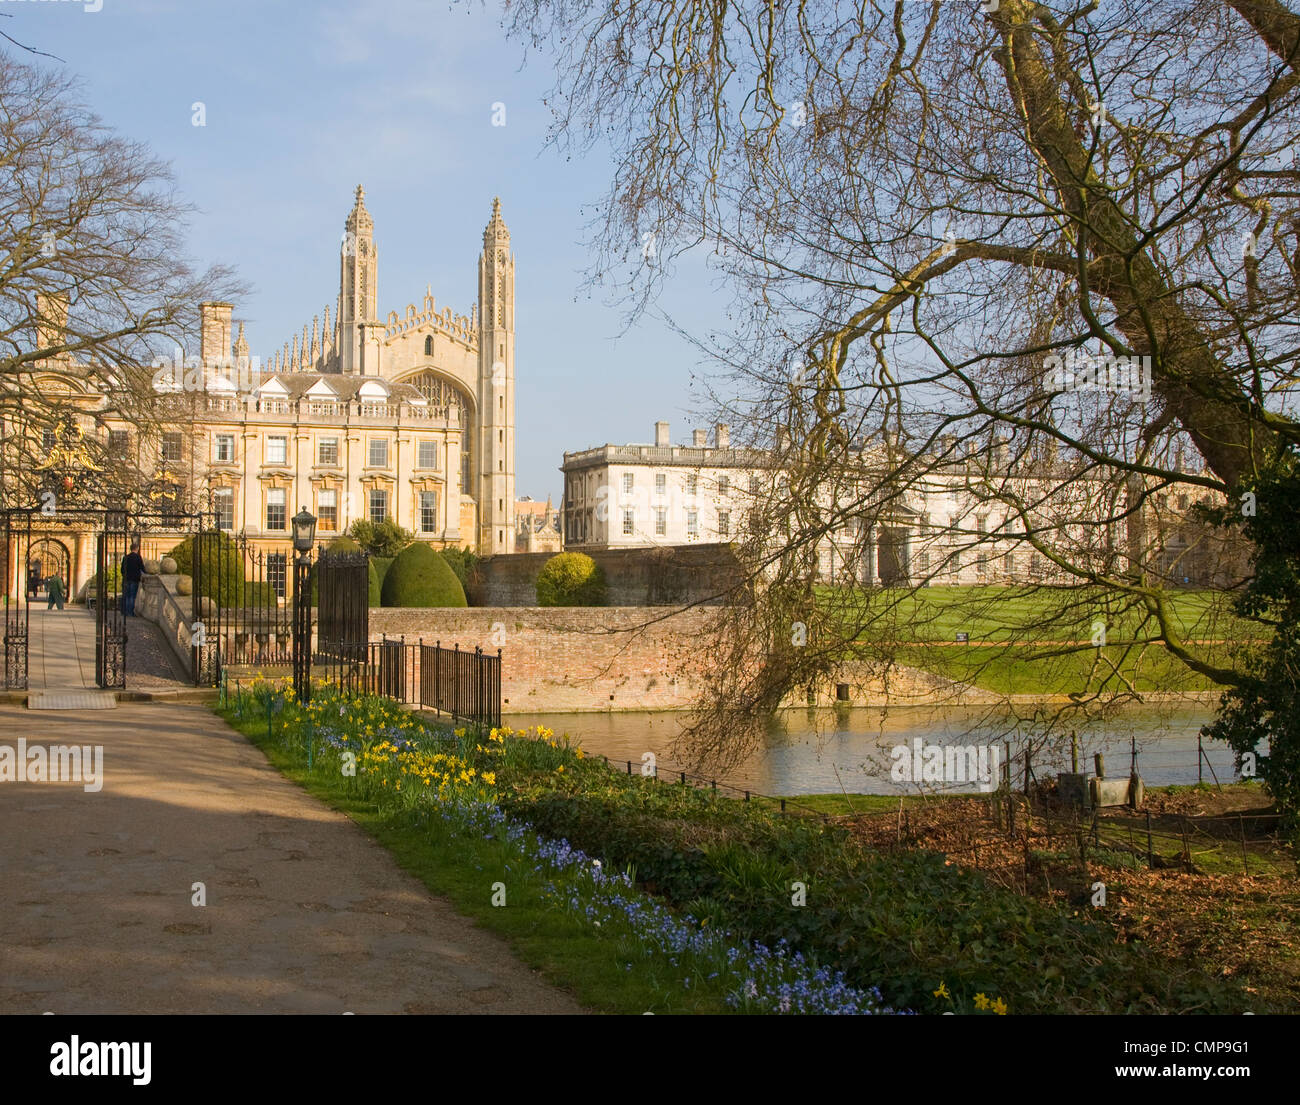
xmin=27 ymin=561 xmax=43 ymax=601
xmin=121 ymin=539 xmax=146 ymax=617
xmin=46 ymin=572 xmax=65 ymax=611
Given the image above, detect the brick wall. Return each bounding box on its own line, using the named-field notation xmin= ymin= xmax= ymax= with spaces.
xmin=370 ymin=606 xmax=720 ymax=712
xmin=466 ymin=543 xmax=743 ymax=607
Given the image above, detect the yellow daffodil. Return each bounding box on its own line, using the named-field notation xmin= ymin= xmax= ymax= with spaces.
xmin=933 ymin=982 xmax=950 ymax=1000
xmin=973 ymin=993 xmax=990 ymax=1011
xmin=991 ymin=998 xmax=1007 ymax=1016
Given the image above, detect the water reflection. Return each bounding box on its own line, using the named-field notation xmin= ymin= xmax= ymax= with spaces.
xmin=508 ymin=705 xmax=1241 ymax=797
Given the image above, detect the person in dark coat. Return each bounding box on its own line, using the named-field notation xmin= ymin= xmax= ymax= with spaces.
xmin=46 ymin=573 xmax=65 ymax=611
xmin=121 ymin=539 xmax=146 ymax=617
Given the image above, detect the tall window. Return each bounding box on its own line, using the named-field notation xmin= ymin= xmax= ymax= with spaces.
xmin=265 ymin=488 xmax=286 ymax=531
xmin=420 ymin=491 xmax=438 ymax=533
xmin=686 ymin=473 xmax=698 ymax=497
xmin=213 ymin=433 xmax=234 ymax=463
xmin=622 ymin=472 xmax=634 ymax=494
xmin=161 ymin=432 xmax=183 ymax=463
xmin=213 ymin=488 xmax=234 ymax=531
xmin=42 ymin=428 xmax=57 ymax=451
xmin=654 ymin=507 xmax=667 ymax=536
xmin=266 ymin=435 xmax=288 ymax=464
xmin=317 ymin=489 xmax=337 ymax=531
xmin=417 ymin=440 xmax=439 ymax=469
xmin=718 ymin=475 xmax=730 ymax=496
xmin=718 ymin=511 xmax=730 ymax=538
xmin=369 ymin=438 xmax=389 ymax=468
xmin=109 ymin=429 xmax=130 ymax=457
xmin=318 ymin=437 xmax=339 ymax=466
xmin=424 ymin=335 xmax=433 ymax=355
xmin=267 ymin=553 xmax=287 ymax=599
xmin=749 ymin=474 xmax=761 ymax=494
xmin=369 ymin=488 xmax=388 ymax=523
xmin=655 ymin=473 xmax=666 ymax=495
xmin=622 ymin=509 xmax=635 ymax=536
xmin=686 ymin=510 xmax=699 ymax=537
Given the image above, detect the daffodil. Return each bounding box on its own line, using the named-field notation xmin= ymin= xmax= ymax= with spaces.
xmin=933 ymin=982 xmax=950 ymax=1000
xmin=973 ymin=993 xmax=990 ymax=1011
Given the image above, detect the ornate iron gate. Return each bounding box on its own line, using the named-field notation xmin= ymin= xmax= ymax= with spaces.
xmin=1 ymin=510 xmax=32 ymax=690
xmin=94 ymin=510 xmax=129 ymax=689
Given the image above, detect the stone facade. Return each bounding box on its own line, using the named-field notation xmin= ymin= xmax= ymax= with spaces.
xmin=5 ymin=188 xmax=518 ymax=600
xmin=562 ymin=421 xmax=1246 ymax=589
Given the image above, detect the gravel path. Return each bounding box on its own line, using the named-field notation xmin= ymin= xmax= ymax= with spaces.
xmin=0 ymin=702 xmax=583 ymax=1014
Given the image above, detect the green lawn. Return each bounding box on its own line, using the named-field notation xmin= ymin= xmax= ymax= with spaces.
xmin=817 ymin=585 xmax=1254 ymax=694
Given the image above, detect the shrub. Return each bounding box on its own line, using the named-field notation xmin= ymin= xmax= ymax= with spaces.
xmin=348 ymin=519 xmax=414 ymax=559
xmin=440 ymin=546 xmax=479 ymax=591
xmin=536 ymin=552 xmax=607 ymax=607
xmin=381 ymin=541 xmax=467 ymax=607
xmin=168 ymin=532 xmax=245 ymax=607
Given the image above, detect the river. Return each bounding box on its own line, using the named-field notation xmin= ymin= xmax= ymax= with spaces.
xmin=506 ymin=704 xmax=1243 ymax=797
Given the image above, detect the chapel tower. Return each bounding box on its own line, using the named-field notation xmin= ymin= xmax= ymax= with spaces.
xmin=476 ymin=197 xmax=515 ymax=553
xmin=338 ymin=185 xmax=378 ymax=374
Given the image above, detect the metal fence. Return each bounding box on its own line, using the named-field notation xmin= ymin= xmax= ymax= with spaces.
xmin=312 ymin=635 xmax=501 ymax=728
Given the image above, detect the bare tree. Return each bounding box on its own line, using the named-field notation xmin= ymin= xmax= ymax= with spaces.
xmin=0 ymin=51 xmax=242 ymax=501
xmin=501 ymin=0 xmax=1300 ymax=770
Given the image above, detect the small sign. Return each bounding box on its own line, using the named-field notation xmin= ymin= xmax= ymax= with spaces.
xmin=955 ymin=632 xmax=969 ymax=643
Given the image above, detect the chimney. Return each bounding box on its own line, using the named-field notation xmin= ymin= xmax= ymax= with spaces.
xmin=200 ymin=301 xmax=234 ymax=365
xmin=35 ymin=291 xmax=70 ymax=353
xmin=654 ymin=420 xmax=670 ymax=447
xmin=692 ymin=429 xmax=708 ymax=447
xmin=715 ymin=422 xmax=730 ymax=448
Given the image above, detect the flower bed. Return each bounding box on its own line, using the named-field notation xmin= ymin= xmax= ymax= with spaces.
xmin=221 ymin=676 xmax=897 ymax=1015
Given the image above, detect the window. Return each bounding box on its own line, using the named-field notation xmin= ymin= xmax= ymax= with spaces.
xmin=317 ymin=489 xmax=337 ymax=531
xmin=622 ymin=472 xmax=634 ymax=494
xmin=686 ymin=510 xmax=699 ymax=537
xmin=718 ymin=511 xmax=730 ymax=538
xmin=417 ymin=440 xmax=439 ymax=469
xmin=718 ymin=475 xmax=730 ymax=496
xmin=161 ymin=432 xmax=183 ymax=463
xmin=213 ymin=433 xmax=234 ymax=463
xmin=267 ymin=553 xmax=287 ymax=599
xmin=623 ymin=509 xmax=635 ymax=536
xmin=369 ymin=488 xmax=388 ymax=523
xmin=686 ymin=474 xmax=698 ymax=497
xmin=420 ymin=491 xmax=438 ymax=533
xmin=265 ymin=488 xmax=286 ymax=531
xmin=368 ymin=438 xmax=389 ymax=468
xmin=1004 ymin=551 xmax=1015 ymax=577
xmin=42 ymin=428 xmax=57 ymax=451
xmin=749 ymin=474 xmax=761 ymax=494
xmin=318 ymin=437 xmax=339 ymax=466
xmin=654 ymin=507 xmax=667 ymax=536
xmin=109 ymin=429 xmax=130 ymax=457
xmin=918 ymin=550 xmax=931 ymax=574
xmin=655 ymin=473 xmax=667 ymax=495
xmin=266 ymin=435 xmax=287 ymax=465
xmin=213 ymin=488 xmax=234 ymax=531
xmin=424 ymin=336 xmax=433 ymax=356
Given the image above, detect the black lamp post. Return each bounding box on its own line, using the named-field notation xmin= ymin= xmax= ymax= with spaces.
xmin=291 ymin=507 xmax=316 ymax=704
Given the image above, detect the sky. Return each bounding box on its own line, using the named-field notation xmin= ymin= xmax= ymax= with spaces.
xmin=4 ymin=0 xmax=731 ymax=501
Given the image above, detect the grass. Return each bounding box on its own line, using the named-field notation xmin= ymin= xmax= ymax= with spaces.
xmin=224 ymin=705 xmax=735 ymax=1013
xmin=218 ymin=685 xmax=892 ymax=1014
xmin=218 ymin=684 xmax=1273 ymax=1014
xmin=813 ymin=584 xmax=1250 ymax=694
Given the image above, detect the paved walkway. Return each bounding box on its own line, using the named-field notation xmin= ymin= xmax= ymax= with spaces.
xmin=0 ymin=702 xmax=582 ymax=1014
xmin=27 ymin=607 xmax=97 ymax=690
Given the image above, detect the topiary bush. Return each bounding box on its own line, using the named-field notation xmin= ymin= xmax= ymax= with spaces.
xmin=381 ymin=541 xmax=467 ymax=607
xmin=168 ymin=532 xmax=245 ymax=607
xmin=536 ymin=552 xmax=607 ymax=607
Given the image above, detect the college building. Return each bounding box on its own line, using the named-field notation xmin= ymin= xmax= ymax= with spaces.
xmin=4 ymin=187 xmax=518 ymax=600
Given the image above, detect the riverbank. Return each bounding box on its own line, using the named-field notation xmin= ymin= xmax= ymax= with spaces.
xmin=218 ymin=681 xmax=1269 ymax=1014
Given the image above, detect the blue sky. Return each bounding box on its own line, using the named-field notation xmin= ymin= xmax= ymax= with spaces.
xmin=7 ymin=0 xmax=728 ymax=501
